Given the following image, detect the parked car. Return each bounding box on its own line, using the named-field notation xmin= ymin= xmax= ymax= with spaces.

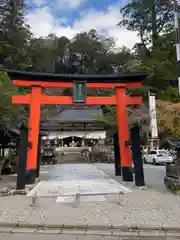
xmin=144 ymin=150 xmax=173 ymax=165
xmin=168 ymin=150 xmax=177 ymax=162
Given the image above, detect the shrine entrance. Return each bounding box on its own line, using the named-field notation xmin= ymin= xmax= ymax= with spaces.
xmin=6 ymin=69 xmax=147 ymax=185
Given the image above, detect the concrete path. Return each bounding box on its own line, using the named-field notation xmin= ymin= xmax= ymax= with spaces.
xmin=1 ymin=233 xmax=179 ymax=240
xmin=0 ymin=226 xmax=180 ymax=239
xmin=94 ymin=163 xmax=167 ymax=193
xmin=27 ymin=164 xmax=131 ymax=202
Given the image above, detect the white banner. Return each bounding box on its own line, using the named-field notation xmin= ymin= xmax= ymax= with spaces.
xmin=149 ymin=94 xmax=158 ymax=138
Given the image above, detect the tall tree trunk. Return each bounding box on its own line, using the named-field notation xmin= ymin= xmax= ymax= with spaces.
xmin=151 ymin=0 xmax=158 ymax=47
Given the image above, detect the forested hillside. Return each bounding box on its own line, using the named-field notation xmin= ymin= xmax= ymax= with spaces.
xmin=0 ymin=0 xmax=179 ymax=139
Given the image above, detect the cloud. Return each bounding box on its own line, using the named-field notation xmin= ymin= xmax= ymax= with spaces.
xmin=31 ymin=0 xmax=45 ymax=7
xmin=74 ymin=6 xmax=120 ymax=31
xmin=31 ymin=0 xmax=85 ymax=9
xmin=26 ymin=7 xmax=55 ymax=37
xmin=26 ymin=4 xmax=139 ymax=49
xmin=26 ymin=7 xmax=76 ymax=38
xmin=56 ymin=0 xmax=86 ymax=9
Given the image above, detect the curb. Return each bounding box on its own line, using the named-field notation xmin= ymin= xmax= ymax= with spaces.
xmin=0 ymin=221 xmax=180 ymax=232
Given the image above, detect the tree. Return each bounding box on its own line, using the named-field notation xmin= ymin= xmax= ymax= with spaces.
xmin=0 ymin=0 xmax=32 ymax=69
xmin=68 ymin=30 xmax=115 ymax=74
xmin=95 ymin=104 xmax=149 ymax=138
xmin=117 ymin=0 xmax=179 ymax=105
xmin=135 ymin=31 xmax=178 ymax=95
xmin=156 ymin=100 xmax=180 ymax=139
xmin=118 ymin=0 xmax=173 ymax=52
xmin=29 ymin=35 xmax=70 ymax=73
xmin=109 ymin=47 xmax=137 ymax=72
xmin=0 ymin=66 xmax=27 ymax=131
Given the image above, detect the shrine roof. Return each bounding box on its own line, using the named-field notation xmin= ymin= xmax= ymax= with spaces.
xmin=46 ymin=107 xmax=102 ymax=123
xmin=40 ymin=106 xmax=104 ymax=131
xmin=6 ymin=69 xmax=147 ymax=83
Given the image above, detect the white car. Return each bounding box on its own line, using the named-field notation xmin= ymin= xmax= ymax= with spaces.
xmin=144 ymin=150 xmax=173 ymax=165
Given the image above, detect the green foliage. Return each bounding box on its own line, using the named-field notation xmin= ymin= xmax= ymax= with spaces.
xmin=0 ymin=67 xmax=27 ymax=131
xmin=119 ymin=0 xmax=179 ymax=105
xmin=157 ymin=87 xmax=179 ymax=103
xmin=0 ymin=0 xmax=179 ymax=136
xmin=0 ymin=0 xmax=31 ymax=68
xmin=128 ymin=86 xmax=150 ymax=103
xmin=96 ymin=105 xmax=116 ymax=126
xmin=96 ymin=104 xmax=149 ymax=129
xmin=156 ymin=100 xmax=180 ymax=139
xmin=119 ymin=0 xmax=173 ymax=49
xmin=135 ymin=31 xmax=177 ymax=89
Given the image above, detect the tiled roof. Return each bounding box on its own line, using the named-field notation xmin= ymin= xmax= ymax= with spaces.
xmin=6 ymin=69 xmax=147 ymax=83
xmin=48 ymin=107 xmax=102 ymax=122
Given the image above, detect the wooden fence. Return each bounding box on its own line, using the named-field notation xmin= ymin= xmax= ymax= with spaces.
xmin=166 ymin=164 xmax=180 ymax=179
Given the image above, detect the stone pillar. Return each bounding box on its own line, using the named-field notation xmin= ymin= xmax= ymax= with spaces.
xmin=36 ymin=135 xmax=42 ymax=178
xmin=16 ymin=125 xmax=28 ymax=190
xmin=130 ymin=125 xmax=145 ymax=187
xmin=113 ymin=132 xmax=121 ymax=176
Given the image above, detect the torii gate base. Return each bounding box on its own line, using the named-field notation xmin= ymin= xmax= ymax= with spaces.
xmin=113 ymin=132 xmax=121 ymax=176
xmin=7 ymin=70 xmax=147 ymax=185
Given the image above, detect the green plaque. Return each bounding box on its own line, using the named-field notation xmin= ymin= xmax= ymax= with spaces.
xmin=73 ymin=81 xmax=86 ymax=103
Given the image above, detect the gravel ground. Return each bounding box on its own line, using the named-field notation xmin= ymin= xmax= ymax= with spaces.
xmin=0 ymin=163 xmax=179 ymax=227
xmin=0 ymin=188 xmax=179 ymax=227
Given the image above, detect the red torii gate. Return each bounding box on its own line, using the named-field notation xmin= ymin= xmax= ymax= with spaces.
xmin=6 ymin=69 xmax=147 ymax=182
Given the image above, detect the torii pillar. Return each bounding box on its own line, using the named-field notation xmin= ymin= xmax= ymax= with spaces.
xmin=116 ymin=87 xmax=133 ymax=181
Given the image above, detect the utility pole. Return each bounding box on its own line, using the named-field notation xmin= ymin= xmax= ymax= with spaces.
xmin=173 ymin=0 xmax=180 ymax=95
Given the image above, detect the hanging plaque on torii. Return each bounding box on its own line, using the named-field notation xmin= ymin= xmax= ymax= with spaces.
xmin=73 ymin=81 xmax=86 ymax=103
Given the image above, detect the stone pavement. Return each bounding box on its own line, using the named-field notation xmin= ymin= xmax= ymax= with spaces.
xmin=27 ymin=164 xmax=131 ymax=200
xmin=0 ymin=164 xmax=180 ymax=229
xmin=0 ymin=223 xmax=180 ymax=238
xmin=0 ymin=224 xmax=180 ymax=239
xmin=0 ymin=227 xmax=180 ymax=239
xmin=1 ymin=232 xmax=180 ymax=240
xmin=94 ymin=163 xmax=168 ymax=193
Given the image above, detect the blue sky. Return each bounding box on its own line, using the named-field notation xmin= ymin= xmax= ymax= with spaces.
xmin=26 ymin=0 xmax=138 ymax=48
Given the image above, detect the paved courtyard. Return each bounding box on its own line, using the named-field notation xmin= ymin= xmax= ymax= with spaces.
xmin=27 ymin=164 xmax=131 ymax=202
xmin=38 ymin=163 xmax=168 ymax=193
